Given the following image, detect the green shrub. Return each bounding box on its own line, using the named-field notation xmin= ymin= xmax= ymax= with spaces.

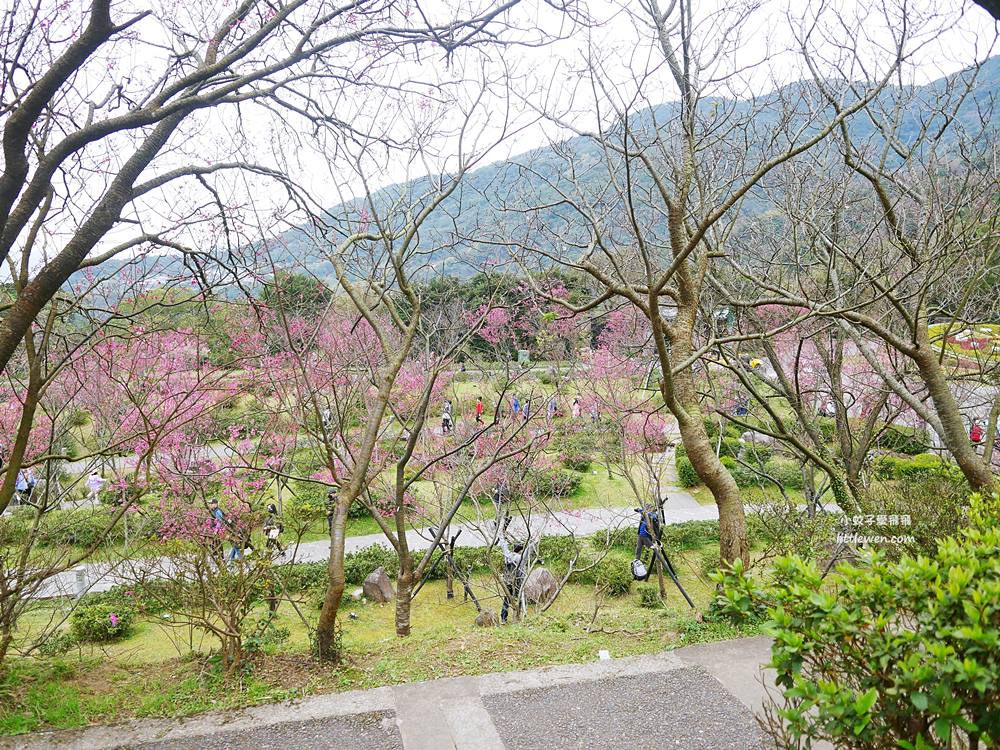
xmin=37 ymin=631 xmax=77 ymax=656
xmin=675 ymin=454 xmax=701 ymax=487
xmin=660 ymin=520 xmax=720 ymax=550
xmin=703 ymin=417 xmax=740 ymax=439
xmin=761 ymin=457 xmax=804 ymax=490
xmin=637 ymin=585 xmax=661 ymax=608
xmin=815 ymin=416 xmax=837 ymax=442
xmin=718 ymin=436 xmax=743 ymax=458
xmin=697 ymin=546 xmax=721 ymax=577
xmin=763 ymin=527 xmax=1000 ymax=750
xmin=560 ymin=452 xmax=592 ymax=472
xmin=70 ymin=597 xmax=137 ymax=642
xmin=708 ymin=558 xmax=768 ymax=625
xmin=525 ymin=468 xmax=582 ymax=499
xmin=39 ymin=509 xmax=118 ymax=548
xmin=281 ymin=561 xmax=328 ymax=593
xmin=720 ymin=455 xmax=764 ymax=488
xmin=855 ymin=476 xmax=971 ymax=559
xmin=537 ymin=536 xmax=580 ymax=568
xmin=876 ymin=424 xmax=928 ymax=455
xmin=608 ymin=519 xmax=720 ymax=553
xmin=343 ymin=545 xmax=399 ymax=584
xmin=872 ymin=453 xmax=960 ymax=483
xmin=592 ymin=557 xmax=632 ymax=596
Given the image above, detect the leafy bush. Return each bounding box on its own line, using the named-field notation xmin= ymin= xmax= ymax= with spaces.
xmin=763 ymin=528 xmax=1000 ymax=750
xmin=537 ymin=536 xmax=580 ymax=568
xmin=761 ymin=458 xmax=804 ymax=490
xmin=39 ymin=509 xmax=117 ymax=548
xmin=876 ymin=424 xmax=928 ymax=455
xmin=855 ymin=476 xmax=971 ymax=559
xmin=560 ymin=452 xmax=592 ymax=472
xmin=703 ymin=417 xmax=742 ymax=439
xmin=281 ymin=561 xmax=328 ymax=593
xmin=708 ymin=559 xmax=769 ymax=625
xmin=718 ymin=436 xmax=743 ymax=459
xmin=244 ymin=619 xmax=291 ymax=655
xmin=815 ymin=416 xmax=837 ymax=442
xmin=871 ymin=453 xmax=960 ymax=483
xmin=343 ymin=545 xmax=399 ymax=585
xmin=591 ymin=557 xmax=632 ymax=596
xmin=525 ymin=468 xmax=582 ymax=499
xmin=608 ymin=519 xmax=720 ymax=553
xmin=697 ymin=546 xmax=721 ymax=577
xmin=37 ymin=631 xmax=77 ymax=656
xmin=675 ymin=454 xmax=701 ymax=487
xmin=720 ymin=455 xmax=764 ymax=488
xmin=70 ymin=597 xmax=137 ymax=642
xmin=637 ymin=585 xmax=661 ymax=609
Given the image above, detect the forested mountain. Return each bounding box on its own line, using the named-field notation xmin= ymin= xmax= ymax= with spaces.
xmin=85 ymin=56 xmax=1000 ymax=286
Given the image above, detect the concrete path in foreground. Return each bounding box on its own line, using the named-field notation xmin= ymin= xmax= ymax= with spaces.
xmin=3 ymin=637 xmax=780 ymax=750
xmin=37 ymin=485 xmax=714 ymax=599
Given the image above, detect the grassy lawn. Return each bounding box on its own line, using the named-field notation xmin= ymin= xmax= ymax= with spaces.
xmin=0 ymin=543 xmax=746 ymax=736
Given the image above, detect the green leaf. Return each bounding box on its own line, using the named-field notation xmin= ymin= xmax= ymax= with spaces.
xmin=932 ymin=718 xmax=952 ymax=743
xmin=854 ymin=688 xmax=878 ymax=714
xmin=910 ymin=692 xmax=928 ymax=711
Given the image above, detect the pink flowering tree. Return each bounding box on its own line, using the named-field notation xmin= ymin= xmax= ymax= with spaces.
xmin=127 ymin=459 xmax=283 ymax=674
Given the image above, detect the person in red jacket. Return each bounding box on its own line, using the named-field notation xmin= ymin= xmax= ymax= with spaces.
xmin=970 ymin=419 xmax=985 ymax=445
xmin=475 ymin=396 xmax=484 ymax=425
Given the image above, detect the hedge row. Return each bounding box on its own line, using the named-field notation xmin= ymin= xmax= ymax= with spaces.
xmin=870 ymin=453 xmax=958 ymax=481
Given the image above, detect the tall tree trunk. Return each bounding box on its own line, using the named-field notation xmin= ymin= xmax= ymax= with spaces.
xmin=395 ymin=557 xmax=413 ymax=637
xmin=913 ymin=346 xmax=995 ymax=491
xmin=676 ymin=410 xmax=749 ymax=565
xmin=316 ymin=500 xmax=350 ymax=661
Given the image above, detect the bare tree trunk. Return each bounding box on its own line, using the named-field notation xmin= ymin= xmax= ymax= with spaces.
xmin=913 ymin=346 xmax=995 ymax=491
xmin=395 ymin=557 xmax=414 ymax=637
xmin=316 ymin=501 xmax=350 ymax=662
xmin=676 ymin=411 xmax=748 ymax=565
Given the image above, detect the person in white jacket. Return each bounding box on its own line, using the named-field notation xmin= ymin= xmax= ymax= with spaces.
xmin=497 ymin=532 xmax=536 ymax=623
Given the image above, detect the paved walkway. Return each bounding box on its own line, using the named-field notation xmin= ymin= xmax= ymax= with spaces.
xmin=3 ymin=637 xmax=779 ymax=750
xmin=37 ymin=486 xmax=714 ymax=598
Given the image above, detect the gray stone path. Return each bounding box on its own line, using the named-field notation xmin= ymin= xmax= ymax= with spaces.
xmin=3 ymin=637 xmax=778 ymax=750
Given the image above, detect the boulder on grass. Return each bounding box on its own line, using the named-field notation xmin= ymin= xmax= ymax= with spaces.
xmin=475 ymin=609 xmax=498 ymax=627
xmin=523 ymin=567 xmax=559 ymax=605
xmin=362 ymin=567 xmax=395 ymax=603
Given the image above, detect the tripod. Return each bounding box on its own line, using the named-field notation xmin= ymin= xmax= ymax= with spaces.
xmin=638 ymin=536 xmax=695 ymax=609
xmin=412 ymin=529 xmax=482 ymax=611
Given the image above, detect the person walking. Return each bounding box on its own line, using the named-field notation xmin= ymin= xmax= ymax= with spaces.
xmin=511 ymin=395 xmax=521 ymax=420
xmin=86 ymin=471 xmax=106 ymax=504
xmin=547 ymin=396 xmax=557 ymax=421
xmin=207 ymin=499 xmax=226 ymax=560
xmin=15 ymin=467 xmax=36 ymax=505
xmin=522 ymin=398 xmax=531 ymax=422
xmin=263 ymin=503 xmax=286 ymax=557
xmin=475 ymin=396 xmax=485 ymax=425
xmin=970 ymin=418 xmax=985 ymax=446
xmin=442 ymin=401 xmax=454 ymax=434
xmin=228 ymin=501 xmax=255 ymax=564
xmin=571 ymin=397 xmax=581 ymax=419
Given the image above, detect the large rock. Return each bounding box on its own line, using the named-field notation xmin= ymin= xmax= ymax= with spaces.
xmin=475 ymin=609 xmax=498 ymax=627
xmin=362 ymin=566 xmax=395 ymax=603
xmin=523 ymin=567 xmax=559 ymax=605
